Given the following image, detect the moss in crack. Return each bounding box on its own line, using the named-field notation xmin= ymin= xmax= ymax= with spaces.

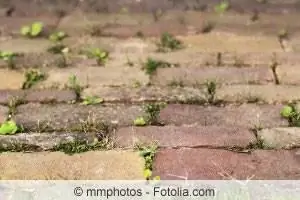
xmin=0 ymin=143 xmax=41 ymax=153
xmin=51 ymin=135 xmax=113 ymax=155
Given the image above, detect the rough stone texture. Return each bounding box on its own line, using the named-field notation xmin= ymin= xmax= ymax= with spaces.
xmin=0 ymin=39 xmax=50 ymax=53
xmin=277 ymin=65 xmax=300 ymax=85
xmin=258 ymin=128 xmax=300 ymax=149
xmin=152 ymin=66 xmax=274 ymax=86
xmin=13 ymin=103 xmax=143 ymax=131
xmin=38 ymin=66 xmax=150 ymax=88
xmin=178 ymin=33 xmax=282 ymax=52
xmin=115 ymin=125 xmax=256 ymax=148
xmin=24 ymin=89 xmax=77 ymax=103
xmin=83 ymin=86 xmax=206 ymax=103
xmin=216 ymin=85 xmax=300 ymax=103
xmin=153 ymin=148 xmax=300 ymax=180
xmin=0 ymin=151 xmax=144 ymax=180
xmin=0 ymin=105 xmax=8 ymax=123
xmin=0 ymin=132 xmax=97 ymax=150
xmin=0 ymin=69 xmax=25 ymax=89
xmin=0 ymin=89 xmax=77 ymax=104
xmin=159 ymin=104 xmax=288 ymax=128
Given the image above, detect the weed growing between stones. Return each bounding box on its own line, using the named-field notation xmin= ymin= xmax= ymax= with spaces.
xmin=204 ymin=80 xmax=217 ymax=104
xmin=66 ymin=75 xmax=83 ymax=101
xmin=8 ymin=96 xmax=24 ymax=115
xmin=81 ymin=96 xmax=104 ymax=105
xmin=156 ymin=32 xmax=184 ymax=52
xmin=214 ymin=1 xmax=229 ymax=15
xmin=86 ymin=48 xmax=109 ymax=66
xmin=0 ymin=51 xmax=18 ymax=69
xmin=22 ymin=69 xmax=46 ymax=89
xmin=20 ymin=22 xmax=44 ymax=38
xmin=0 ymin=119 xmax=22 ymax=135
xmin=51 ymin=136 xmax=113 ymax=155
xmin=142 ymin=58 xmax=172 ymax=76
xmin=134 ymin=103 xmax=166 ymax=126
xmin=280 ymin=104 xmax=300 ymax=127
xmin=135 ymin=143 xmax=160 ymax=180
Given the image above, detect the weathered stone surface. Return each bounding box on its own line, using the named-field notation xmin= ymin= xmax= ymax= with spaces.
xmin=178 ymin=33 xmax=282 ymax=52
xmin=0 ymin=105 xmax=8 ymax=123
xmin=152 ymin=66 xmax=274 ymax=86
xmin=153 ymin=149 xmax=300 ymax=180
xmin=115 ymin=125 xmax=256 ymax=148
xmin=0 ymin=89 xmax=77 ymax=104
xmin=0 ymin=69 xmax=25 ymax=89
xmin=38 ymin=66 xmax=150 ymax=88
xmin=13 ymin=103 xmax=143 ymax=131
xmin=0 ymin=132 xmax=97 ymax=151
xmin=24 ymin=89 xmax=77 ymax=103
xmin=0 ymin=39 xmax=50 ymax=53
xmin=83 ymin=86 xmax=206 ymax=103
xmin=277 ymin=65 xmax=300 ymax=85
xmin=159 ymin=104 xmax=288 ymax=128
xmin=258 ymin=128 xmax=300 ymax=149
xmin=0 ymin=151 xmax=144 ymax=180
xmin=216 ymin=85 xmax=300 ymax=103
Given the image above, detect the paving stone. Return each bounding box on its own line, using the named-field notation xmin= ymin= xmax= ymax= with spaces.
xmin=216 ymin=85 xmax=300 ymax=103
xmin=115 ymin=125 xmax=256 ymax=148
xmin=0 ymin=151 xmax=144 ymax=180
xmin=178 ymin=33 xmax=282 ymax=52
xmin=0 ymin=106 xmax=9 ymax=123
xmin=0 ymin=131 xmax=99 ymax=151
xmin=24 ymin=89 xmax=77 ymax=103
xmin=0 ymin=89 xmax=77 ymax=104
xmin=38 ymin=66 xmax=150 ymax=88
xmin=152 ymin=66 xmax=274 ymax=86
xmin=258 ymin=127 xmax=300 ymax=149
xmin=13 ymin=103 xmax=143 ymax=131
xmin=153 ymin=148 xmax=300 ymax=180
xmin=0 ymin=69 xmax=25 ymax=89
xmin=0 ymin=39 xmax=50 ymax=53
xmin=159 ymin=104 xmax=288 ymax=128
xmin=83 ymin=86 xmax=206 ymax=103
xmin=277 ymin=65 xmax=300 ymax=85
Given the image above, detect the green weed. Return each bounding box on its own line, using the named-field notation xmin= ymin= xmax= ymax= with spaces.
xmin=49 ymin=31 xmax=68 ymax=42
xmin=87 ymin=48 xmax=109 ymax=66
xmin=20 ymin=22 xmax=43 ymax=38
xmin=157 ymin=32 xmax=183 ymax=52
xmin=134 ymin=103 xmax=166 ymax=126
xmin=0 ymin=51 xmax=18 ymax=69
xmin=214 ymin=1 xmax=229 ymax=15
xmin=142 ymin=58 xmax=172 ymax=75
xmin=0 ymin=120 xmax=21 ymax=135
xmin=280 ymin=104 xmax=300 ymax=127
xmin=67 ymin=75 xmax=83 ymax=100
xmin=81 ymin=96 xmax=104 ymax=105
xmin=22 ymin=69 xmax=46 ymax=89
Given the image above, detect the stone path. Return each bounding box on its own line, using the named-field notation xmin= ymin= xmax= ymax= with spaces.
xmin=0 ymin=0 xmax=300 ymax=180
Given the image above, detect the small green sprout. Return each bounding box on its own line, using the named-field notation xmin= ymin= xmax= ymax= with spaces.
xmin=133 ymin=117 xmax=147 ymax=126
xmin=22 ymin=69 xmax=46 ymax=89
xmin=157 ymin=32 xmax=183 ymax=52
xmin=0 ymin=51 xmax=17 ymax=69
xmin=20 ymin=22 xmax=43 ymax=38
xmin=87 ymin=48 xmax=109 ymax=66
xmin=81 ymin=96 xmax=104 ymax=105
xmin=49 ymin=31 xmax=68 ymax=42
xmin=142 ymin=58 xmax=171 ymax=75
xmin=280 ymin=105 xmax=294 ymax=118
xmin=67 ymin=75 xmax=83 ymax=100
xmin=0 ymin=120 xmax=20 ymax=135
xmin=137 ymin=144 xmax=158 ymax=180
xmin=280 ymin=104 xmax=300 ymax=127
xmin=214 ymin=1 xmax=229 ymax=14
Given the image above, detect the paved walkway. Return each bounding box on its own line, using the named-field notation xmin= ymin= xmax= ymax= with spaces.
xmin=0 ymin=2 xmax=300 ymax=180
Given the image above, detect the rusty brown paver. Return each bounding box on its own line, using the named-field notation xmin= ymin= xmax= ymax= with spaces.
xmin=159 ymin=104 xmax=288 ymax=128
xmin=13 ymin=103 xmax=143 ymax=131
xmin=153 ymin=148 xmax=300 ymax=180
xmin=115 ymin=125 xmax=256 ymax=148
xmin=152 ymin=66 xmax=274 ymax=86
xmin=0 ymin=89 xmax=76 ymax=104
xmin=0 ymin=151 xmax=144 ymax=180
